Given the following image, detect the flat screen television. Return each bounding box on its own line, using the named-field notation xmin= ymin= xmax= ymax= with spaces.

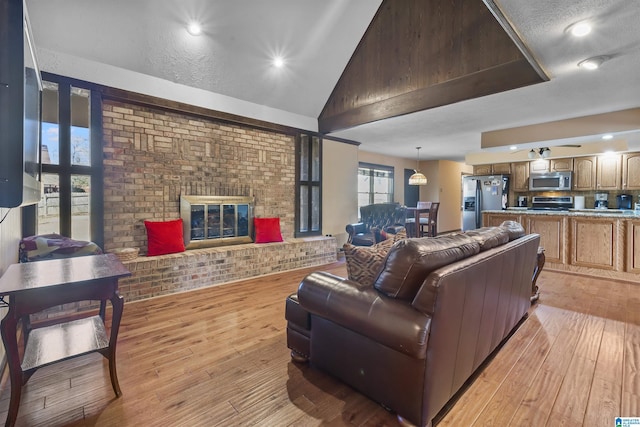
xmin=0 ymin=0 xmax=43 ymax=208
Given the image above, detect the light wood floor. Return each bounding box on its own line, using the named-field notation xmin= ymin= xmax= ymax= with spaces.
xmin=0 ymin=260 xmax=638 ymax=426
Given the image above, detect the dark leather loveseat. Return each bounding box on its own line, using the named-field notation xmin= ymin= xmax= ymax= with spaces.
xmin=346 ymin=203 xmax=407 ymax=246
xmin=286 ymin=223 xmax=540 ymax=427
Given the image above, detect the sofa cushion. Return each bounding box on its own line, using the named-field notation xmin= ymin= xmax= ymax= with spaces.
xmin=500 ymin=220 xmax=526 ymax=241
xmin=464 ymin=226 xmax=510 ymax=251
xmin=373 ymin=234 xmax=480 ymax=300
xmin=343 ymin=229 xmax=407 ymax=286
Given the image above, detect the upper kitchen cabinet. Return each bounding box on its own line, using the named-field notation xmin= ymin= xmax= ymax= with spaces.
xmin=473 ymin=164 xmax=492 ymax=175
xmin=511 ymin=162 xmax=530 ymax=192
xmin=528 ymin=158 xmax=573 ymax=173
xmin=573 ymin=156 xmax=597 ymax=190
xmin=473 ymin=163 xmax=510 ymax=175
xmin=550 ymin=158 xmax=573 ymax=172
xmin=529 ymin=160 xmax=550 ymax=173
xmin=596 ymin=154 xmax=622 ymax=190
xmin=622 ymin=153 xmax=640 ymax=190
xmin=491 ymin=163 xmax=511 ymax=174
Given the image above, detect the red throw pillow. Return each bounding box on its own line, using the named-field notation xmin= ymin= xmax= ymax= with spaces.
xmin=254 ymin=217 xmax=283 ymax=243
xmin=144 ymin=219 xmax=186 ymax=256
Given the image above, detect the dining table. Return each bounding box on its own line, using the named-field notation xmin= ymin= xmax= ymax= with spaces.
xmin=404 ymin=206 xmax=431 ymax=238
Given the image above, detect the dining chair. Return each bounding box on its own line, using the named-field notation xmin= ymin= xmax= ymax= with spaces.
xmin=406 ymin=201 xmax=431 ymax=237
xmin=422 ymin=202 xmax=440 ymax=237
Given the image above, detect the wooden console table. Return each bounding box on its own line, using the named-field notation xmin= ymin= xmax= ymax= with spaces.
xmin=0 ymin=254 xmax=131 ymax=426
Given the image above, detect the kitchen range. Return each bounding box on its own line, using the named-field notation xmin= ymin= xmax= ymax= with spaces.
xmin=529 ymin=196 xmax=573 ymax=211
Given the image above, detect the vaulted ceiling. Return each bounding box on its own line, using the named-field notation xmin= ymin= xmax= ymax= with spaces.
xmin=319 ymin=0 xmax=547 ymax=133
xmin=26 ymin=0 xmax=640 ymax=161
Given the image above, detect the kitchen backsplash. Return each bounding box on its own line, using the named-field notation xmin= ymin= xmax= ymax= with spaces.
xmin=511 ymin=189 xmax=640 ymax=209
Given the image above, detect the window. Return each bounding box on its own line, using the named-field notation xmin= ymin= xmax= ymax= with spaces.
xmin=24 ymin=73 xmax=104 ymax=247
xmin=358 ymin=163 xmax=394 ymax=217
xmin=296 ymin=133 xmax=321 ymax=236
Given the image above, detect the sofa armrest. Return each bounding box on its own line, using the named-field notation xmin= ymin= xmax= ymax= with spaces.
xmin=346 ymin=222 xmax=367 ymax=236
xmin=297 ymin=271 xmax=431 ymax=359
xmin=383 ymin=225 xmax=405 ymax=235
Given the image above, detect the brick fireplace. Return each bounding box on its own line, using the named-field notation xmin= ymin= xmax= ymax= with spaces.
xmin=102 ymin=99 xmax=296 ymax=255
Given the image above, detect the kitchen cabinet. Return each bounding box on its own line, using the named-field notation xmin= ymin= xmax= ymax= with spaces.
xmin=473 ymin=163 xmax=510 ymax=175
xmin=473 ymin=164 xmax=492 ymax=175
xmin=573 ymin=156 xmax=597 ymax=190
xmin=529 ymin=160 xmax=550 ymax=173
xmin=511 ymin=162 xmax=529 ymax=192
xmin=526 ymin=215 xmax=565 ymax=264
xmin=550 ymin=158 xmax=573 ymax=172
xmin=528 ymin=159 xmax=573 ymax=173
xmin=482 ymin=212 xmax=522 ymax=228
xmin=596 ymin=154 xmax=621 ymax=190
xmin=622 ymin=153 xmax=640 ymax=190
xmin=491 ymin=163 xmax=511 ymax=174
xmin=482 ymin=210 xmax=639 ymax=282
xmin=626 ymin=219 xmax=640 ymax=273
xmin=569 ymin=216 xmax=622 ymax=271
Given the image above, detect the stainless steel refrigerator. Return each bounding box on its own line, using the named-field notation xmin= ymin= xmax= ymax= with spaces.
xmin=462 ymin=175 xmax=509 ymax=231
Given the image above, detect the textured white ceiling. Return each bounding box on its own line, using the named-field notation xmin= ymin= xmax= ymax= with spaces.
xmin=26 ymin=0 xmax=381 ymax=118
xmin=26 ymin=0 xmax=640 ymax=161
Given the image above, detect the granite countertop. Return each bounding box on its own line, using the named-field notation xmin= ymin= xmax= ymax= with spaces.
xmin=484 ymin=208 xmax=640 ymax=218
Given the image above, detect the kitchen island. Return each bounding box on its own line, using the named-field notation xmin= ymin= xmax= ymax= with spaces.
xmin=483 ymin=208 xmax=640 ymax=283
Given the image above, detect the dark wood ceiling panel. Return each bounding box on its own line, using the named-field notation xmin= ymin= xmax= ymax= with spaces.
xmin=318 ymin=0 xmax=547 ymax=134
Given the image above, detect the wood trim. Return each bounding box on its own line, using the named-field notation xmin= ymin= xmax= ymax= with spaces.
xmin=320 ymin=59 xmax=542 ymax=133
xmin=99 ymin=85 xmax=300 ymax=136
xmin=482 ymin=0 xmax=549 ymax=81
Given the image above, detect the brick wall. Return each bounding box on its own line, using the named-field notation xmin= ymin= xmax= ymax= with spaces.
xmin=102 ymin=100 xmax=296 ymax=254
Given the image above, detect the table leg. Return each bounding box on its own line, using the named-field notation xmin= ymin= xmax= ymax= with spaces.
xmin=531 ymin=247 xmax=545 ymax=303
xmin=99 ymin=300 xmax=106 ymax=321
xmin=107 ymin=292 xmax=124 ymax=397
xmin=1 ymin=310 xmax=23 ymax=427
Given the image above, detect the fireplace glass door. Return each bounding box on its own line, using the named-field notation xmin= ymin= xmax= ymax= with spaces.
xmin=181 ymin=195 xmax=254 ymax=249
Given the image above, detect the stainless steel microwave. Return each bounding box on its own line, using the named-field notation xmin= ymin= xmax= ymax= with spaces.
xmin=529 ymin=171 xmax=572 ymax=191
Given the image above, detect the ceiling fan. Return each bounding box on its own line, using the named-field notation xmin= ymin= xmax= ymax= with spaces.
xmin=512 ymin=145 xmax=582 ymax=159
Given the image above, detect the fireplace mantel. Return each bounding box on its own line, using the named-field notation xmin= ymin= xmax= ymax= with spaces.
xmin=180 ymin=195 xmax=254 ymax=249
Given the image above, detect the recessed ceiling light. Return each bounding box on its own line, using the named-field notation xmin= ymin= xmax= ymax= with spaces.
xmin=273 ymin=57 xmax=285 ymax=68
xmin=578 ymin=56 xmax=608 ymax=70
xmin=509 ymin=146 xmax=518 ymax=150
xmin=187 ymin=22 xmax=202 ymax=36
xmin=602 ymin=134 xmax=613 ymax=140
xmin=567 ymin=21 xmax=591 ymax=37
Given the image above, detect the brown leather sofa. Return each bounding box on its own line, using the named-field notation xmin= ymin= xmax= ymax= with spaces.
xmin=286 ymin=224 xmax=540 ymax=427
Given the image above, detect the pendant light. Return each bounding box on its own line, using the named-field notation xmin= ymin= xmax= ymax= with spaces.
xmin=408 ymin=147 xmax=428 ymax=185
